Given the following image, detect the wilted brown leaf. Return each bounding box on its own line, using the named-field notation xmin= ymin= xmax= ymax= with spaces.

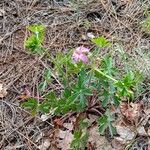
xmin=115 ymin=125 xmax=135 ymax=144
xmin=88 ymin=125 xmax=112 ymax=149
xmin=120 ymin=102 xmax=141 ymax=123
xmin=18 ymin=87 xmax=31 ymax=100
xmin=54 ymin=118 xmax=63 ymax=127
xmin=56 ymin=129 xmax=73 ymax=150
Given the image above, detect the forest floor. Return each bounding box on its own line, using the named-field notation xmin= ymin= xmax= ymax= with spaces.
xmin=0 ymin=0 xmax=150 ymax=150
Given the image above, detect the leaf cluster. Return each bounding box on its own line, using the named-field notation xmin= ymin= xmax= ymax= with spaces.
xmin=24 ymin=24 xmax=46 ymax=54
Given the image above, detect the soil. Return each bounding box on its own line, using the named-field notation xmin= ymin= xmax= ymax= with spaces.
xmin=0 ymin=0 xmax=150 ymax=150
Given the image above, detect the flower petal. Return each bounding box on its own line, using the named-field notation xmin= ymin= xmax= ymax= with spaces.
xmin=75 ymin=46 xmax=90 ymax=53
xmin=72 ymin=52 xmax=80 ymax=63
xmin=79 ymin=53 xmax=89 ymax=63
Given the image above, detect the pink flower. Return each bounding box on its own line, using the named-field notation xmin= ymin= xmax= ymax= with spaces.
xmin=72 ymin=46 xmax=90 ymax=64
xmin=75 ymin=46 xmax=90 ymax=53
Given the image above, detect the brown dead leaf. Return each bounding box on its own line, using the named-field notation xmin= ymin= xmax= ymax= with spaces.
xmin=73 ymin=113 xmax=86 ymax=130
xmin=0 ymin=84 xmax=7 ymax=98
xmin=111 ymin=139 xmax=125 ymax=150
xmin=87 ymin=114 xmax=98 ymax=126
xmin=88 ymin=125 xmax=112 ymax=149
xmin=54 ymin=118 xmax=63 ymax=127
xmin=115 ymin=125 xmax=135 ymax=144
xmin=52 ymin=116 xmax=76 ymax=150
xmin=18 ymin=95 xmax=30 ymax=100
xmin=18 ymin=87 xmax=31 ymax=100
xmin=56 ymin=129 xmax=73 ymax=150
xmin=63 ymin=122 xmax=74 ymax=131
xmin=120 ymin=102 xmax=141 ymax=123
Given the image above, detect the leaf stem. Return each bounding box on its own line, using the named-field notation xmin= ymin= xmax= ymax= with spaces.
xmin=94 ymin=68 xmax=117 ymax=82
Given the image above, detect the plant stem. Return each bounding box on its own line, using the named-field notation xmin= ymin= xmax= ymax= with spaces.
xmin=94 ymin=68 xmax=117 ymax=82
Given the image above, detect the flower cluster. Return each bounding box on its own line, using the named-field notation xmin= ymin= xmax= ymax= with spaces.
xmin=72 ymin=46 xmax=90 ymax=64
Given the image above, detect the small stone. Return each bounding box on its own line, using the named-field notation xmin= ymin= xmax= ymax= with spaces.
xmin=116 ymin=125 xmax=135 ymax=142
xmin=87 ymin=32 xmax=95 ymax=39
xmin=137 ymin=126 xmax=147 ymax=136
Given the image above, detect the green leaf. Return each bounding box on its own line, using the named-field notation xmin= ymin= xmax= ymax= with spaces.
xmin=55 ymin=98 xmax=76 ymax=114
xmin=102 ymin=91 xmax=110 ymax=107
xmin=78 ymin=69 xmax=87 ymax=88
xmin=101 ymin=55 xmax=117 ymax=76
xmin=38 ymin=102 xmax=51 ymax=113
xmin=25 ymin=35 xmax=39 ymax=50
xmin=68 ymin=69 xmax=93 ymax=110
xmin=98 ymin=115 xmax=108 ymax=134
xmin=98 ymin=110 xmax=116 ymax=137
xmin=79 ymin=94 xmax=86 ymax=109
xmin=102 ymin=55 xmax=113 ymax=69
xmin=115 ymin=74 xmax=134 ymax=99
xmin=22 ymin=98 xmax=38 ymax=115
xmin=22 ymin=98 xmax=38 ymax=109
xmin=38 ymin=69 xmax=52 ymax=92
xmin=91 ymin=36 xmax=111 ymax=48
xmin=38 ymin=91 xmax=57 ymax=114
xmin=28 ymin=24 xmax=45 ymax=34
xmin=25 ymin=24 xmax=45 ymax=54
xmin=113 ymin=95 xmax=120 ymax=106
xmin=45 ymin=90 xmax=56 ymax=98
xmin=94 ymin=69 xmax=116 ymax=82
xmin=63 ymin=89 xmax=72 ymax=98
xmin=108 ymin=123 xmax=117 ymax=137
xmin=39 ymin=80 xmax=47 ymax=92
xmin=44 ymin=69 xmax=52 ymax=81
xmin=71 ymin=119 xmax=88 ymax=150
xmin=94 ymin=69 xmax=107 ymax=80
xmin=141 ymin=12 xmax=150 ymax=33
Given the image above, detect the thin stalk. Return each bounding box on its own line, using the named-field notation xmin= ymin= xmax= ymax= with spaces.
xmin=94 ymin=68 xmax=133 ymax=96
